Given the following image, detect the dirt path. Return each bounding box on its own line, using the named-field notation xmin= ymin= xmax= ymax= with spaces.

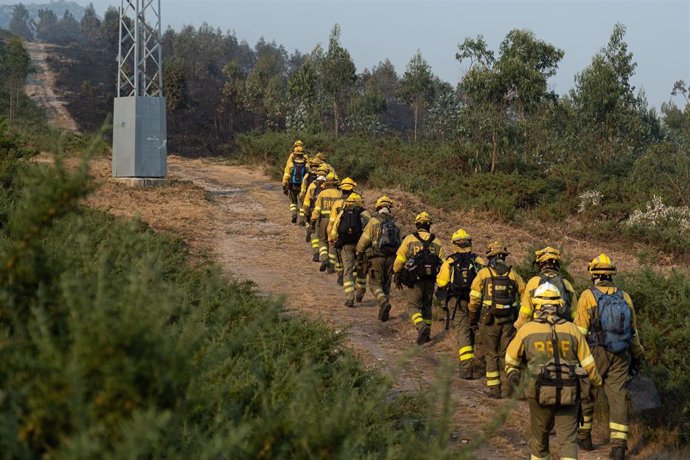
xmin=25 ymin=41 xmax=79 ymax=132
xmin=81 ymin=154 xmax=661 ymax=458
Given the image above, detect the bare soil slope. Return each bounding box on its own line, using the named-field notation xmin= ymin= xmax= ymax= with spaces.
xmin=25 ymin=41 xmax=79 ymax=132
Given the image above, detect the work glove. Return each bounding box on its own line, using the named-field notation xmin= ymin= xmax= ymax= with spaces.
xmin=435 ymin=287 xmax=448 ymax=302
xmin=508 ymin=371 xmax=521 ymax=397
xmin=394 ymin=274 xmax=403 ymax=290
xmin=629 ymin=355 xmax=642 ymax=377
xmin=469 ymin=311 xmax=479 ymax=334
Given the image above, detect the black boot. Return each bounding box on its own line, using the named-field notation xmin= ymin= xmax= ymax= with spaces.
xmin=610 ymin=445 xmax=626 ymax=460
xmin=378 ymin=301 xmax=391 ymax=322
xmin=344 ymin=299 xmax=355 ymax=308
xmin=312 ymin=253 xmax=320 ymax=262
xmin=487 ymin=385 xmax=502 ymax=399
xmin=337 ymin=272 xmax=343 ymax=286
xmin=291 ymin=214 xmax=297 ymax=224
xmin=326 ymin=264 xmax=335 ymax=274
xmin=458 ymin=366 xmax=474 ymax=380
xmin=578 ymin=434 xmax=594 ymax=451
xmin=416 ymin=328 xmax=431 ymax=345
xmin=319 ymin=260 xmax=328 ymax=272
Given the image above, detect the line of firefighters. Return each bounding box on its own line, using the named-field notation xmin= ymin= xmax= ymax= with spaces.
xmin=281 ymin=140 xmax=644 ymax=460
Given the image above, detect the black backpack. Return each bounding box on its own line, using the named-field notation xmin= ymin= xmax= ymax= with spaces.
xmin=290 ymin=160 xmax=307 ymax=186
xmin=376 ymin=216 xmax=401 ymax=255
xmin=450 ymin=252 xmax=479 ymax=295
xmin=489 ymin=266 xmax=517 ymax=318
xmin=337 ymin=206 xmax=364 ymax=246
xmin=399 ymin=233 xmax=442 ymax=286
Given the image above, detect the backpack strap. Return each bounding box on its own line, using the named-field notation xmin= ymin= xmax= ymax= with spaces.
xmin=413 ymin=232 xmax=434 ymax=250
xmin=550 ymin=322 xmax=563 ymax=409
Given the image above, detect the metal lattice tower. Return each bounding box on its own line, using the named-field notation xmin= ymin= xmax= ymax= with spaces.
xmin=117 ymin=0 xmax=163 ymax=97
xmin=112 ymin=0 xmax=167 ymax=178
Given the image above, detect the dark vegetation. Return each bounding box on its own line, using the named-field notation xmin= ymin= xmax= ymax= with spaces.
xmin=15 ymin=3 xmax=689 ymax=257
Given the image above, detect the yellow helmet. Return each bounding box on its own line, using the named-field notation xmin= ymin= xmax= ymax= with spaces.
xmin=345 ymin=192 xmax=364 ymax=207
xmin=316 ymin=164 xmax=330 ymax=175
xmin=451 ymin=228 xmax=471 ymax=242
xmin=315 ymin=152 xmax=328 ymax=161
xmin=340 ymin=177 xmax=357 ymax=191
xmin=293 ymin=145 xmax=304 ymax=154
xmin=294 ymin=140 xmax=304 ymax=147
xmin=535 ymin=246 xmax=561 ymax=264
xmin=308 ymin=156 xmax=323 ymax=167
xmin=414 ymin=211 xmax=432 ymax=225
xmin=588 ymin=254 xmax=616 ymax=275
xmin=532 ymin=282 xmax=564 ymax=314
xmin=326 ymin=172 xmax=338 ymax=184
xmin=375 ymin=195 xmax=393 ymax=209
xmin=486 ymin=242 xmax=509 ymax=258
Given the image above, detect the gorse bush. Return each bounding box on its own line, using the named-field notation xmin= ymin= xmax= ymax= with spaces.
xmin=618 ymin=268 xmax=690 ymax=441
xmin=0 ymin=134 xmax=471 ymax=458
xmin=232 ymin=131 xmax=690 ymax=257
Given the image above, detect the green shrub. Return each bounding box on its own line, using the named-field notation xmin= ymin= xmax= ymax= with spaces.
xmin=618 ymin=268 xmax=690 ymax=441
xmin=0 ymin=135 xmax=466 ymax=458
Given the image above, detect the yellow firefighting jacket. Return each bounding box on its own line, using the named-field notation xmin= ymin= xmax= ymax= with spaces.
xmin=356 ymin=212 xmax=397 ymax=256
xmin=326 ymin=196 xmax=347 ymax=237
xmin=574 ymin=281 xmax=644 ymax=358
xmin=436 ymin=251 xmax=485 ymax=289
xmin=505 ymin=316 xmax=602 ymax=387
xmin=301 ymin=181 xmax=320 ymax=221
xmin=282 ymin=156 xmax=308 ymax=187
xmin=468 ymin=263 xmax=526 ymax=314
xmin=299 ymin=163 xmax=335 ymax=198
xmin=328 ymin=206 xmax=371 ymax=244
xmin=515 ymin=271 xmax=577 ymax=329
xmin=310 ymin=186 xmax=341 ymax=222
xmin=393 ymin=230 xmax=445 ymax=274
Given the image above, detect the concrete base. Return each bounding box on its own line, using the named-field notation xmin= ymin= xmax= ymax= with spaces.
xmin=113 ymin=177 xmax=169 ymax=188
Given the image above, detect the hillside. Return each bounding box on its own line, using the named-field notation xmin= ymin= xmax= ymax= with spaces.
xmin=0 ymin=1 xmax=85 ymax=29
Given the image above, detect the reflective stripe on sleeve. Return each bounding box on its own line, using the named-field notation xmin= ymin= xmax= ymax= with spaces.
xmin=577 ymin=326 xmax=589 ymax=336
xmin=505 ymin=354 xmax=521 ymax=367
xmin=580 ymin=354 xmax=595 ymax=368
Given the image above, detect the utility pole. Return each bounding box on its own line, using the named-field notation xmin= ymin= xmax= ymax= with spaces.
xmin=112 ymin=0 xmax=167 ymax=179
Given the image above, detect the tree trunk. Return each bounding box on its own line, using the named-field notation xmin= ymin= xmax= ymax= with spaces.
xmin=491 ymin=129 xmax=497 ymax=173
xmin=333 ymin=100 xmax=339 ymax=137
xmin=413 ymin=101 xmax=418 ymax=142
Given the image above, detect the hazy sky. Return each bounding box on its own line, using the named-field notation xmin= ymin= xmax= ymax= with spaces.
xmin=8 ymin=0 xmax=690 ymax=109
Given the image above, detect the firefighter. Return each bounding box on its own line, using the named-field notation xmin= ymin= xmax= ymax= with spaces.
xmin=506 ymin=283 xmax=602 ymax=460
xmin=330 ymin=193 xmax=371 ymax=307
xmin=303 ymin=164 xmax=330 ymax=262
xmin=436 ymin=229 xmax=484 ymax=379
xmin=298 ymin=155 xmax=324 ymax=225
xmin=393 ymin=212 xmax=445 ymax=345
xmin=468 ymin=242 xmax=525 ymax=398
xmin=310 ymin=172 xmax=341 ymax=273
xmin=575 ymin=254 xmax=644 ymax=460
xmin=515 ymin=246 xmax=577 ymax=330
xmin=357 ymin=196 xmax=401 ymax=321
xmin=282 ymin=146 xmax=308 ymax=224
xmin=327 ymin=177 xmax=358 ymax=286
